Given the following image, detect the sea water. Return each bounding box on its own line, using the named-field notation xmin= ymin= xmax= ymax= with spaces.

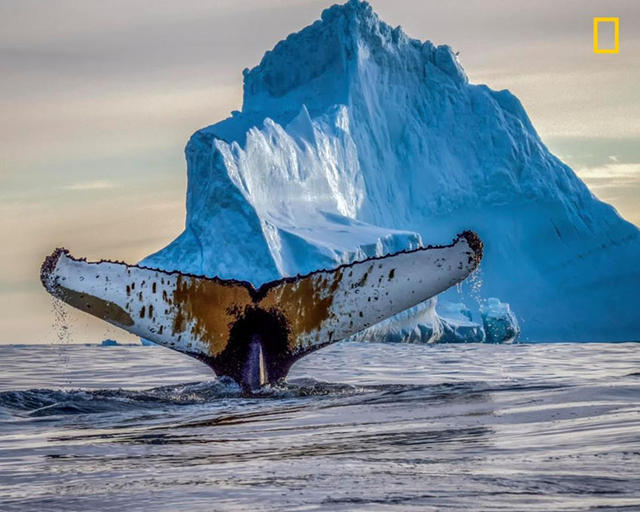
xmin=0 ymin=342 xmax=639 ymax=511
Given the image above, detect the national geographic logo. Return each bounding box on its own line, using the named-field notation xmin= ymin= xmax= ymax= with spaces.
xmin=593 ymin=17 xmax=619 ymax=54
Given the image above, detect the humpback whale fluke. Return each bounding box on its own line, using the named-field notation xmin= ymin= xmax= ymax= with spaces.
xmin=41 ymin=231 xmax=483 ymax=390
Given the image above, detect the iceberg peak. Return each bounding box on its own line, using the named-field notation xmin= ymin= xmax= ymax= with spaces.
xmin=242 ymin=0 xmax=466 ymax=117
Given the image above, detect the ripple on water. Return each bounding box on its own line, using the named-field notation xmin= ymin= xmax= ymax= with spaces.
xmin=0 ymin=342 xmax=639 ymax=512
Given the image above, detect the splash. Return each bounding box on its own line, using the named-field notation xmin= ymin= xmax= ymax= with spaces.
xmin=468 ymin=265 xmax=485 ymax=310
xmin=50 ymin=297 xmax=72 ymax=387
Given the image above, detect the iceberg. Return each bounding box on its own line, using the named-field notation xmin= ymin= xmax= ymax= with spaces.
xmin=349 ymin=299 xmax=443 ymax=344
xmin=438 ymin=302 xmax=486 ymax=344
xmin=142 ymin=0 xmax=640 ymax=342
xmin=349 ymin=297 xmax=491 ymax=344
xmin=480 ymin=298 xmax=520 ymax=344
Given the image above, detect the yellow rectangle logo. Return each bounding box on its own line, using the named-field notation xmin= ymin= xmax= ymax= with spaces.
xmin=593 ymin=17 xmax=619 ymax=53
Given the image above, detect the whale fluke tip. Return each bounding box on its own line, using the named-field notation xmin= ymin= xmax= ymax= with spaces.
xmin=40 ymin=248 xmax=69 ymax=291
xmin=458 ymin=230 xmax=483 ymax=266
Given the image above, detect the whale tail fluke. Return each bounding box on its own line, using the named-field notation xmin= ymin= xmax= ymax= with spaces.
xmin=41 ymin=231 xmax=482 ymax=389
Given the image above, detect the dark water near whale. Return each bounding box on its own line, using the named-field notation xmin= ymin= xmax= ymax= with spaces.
xmin=1 ymin=342 xmax=639 ymax=511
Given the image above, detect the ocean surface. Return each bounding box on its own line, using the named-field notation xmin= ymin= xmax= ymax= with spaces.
xmin=1 ymin=342 xmax=639 ymax=511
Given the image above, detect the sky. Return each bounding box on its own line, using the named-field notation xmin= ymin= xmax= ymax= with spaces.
xmin=1 ymin=0 xmax=638 ymax=344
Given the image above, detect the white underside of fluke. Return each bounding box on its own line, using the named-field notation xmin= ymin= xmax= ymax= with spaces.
xmin=41 ymin=232 xmax=481 ymax=361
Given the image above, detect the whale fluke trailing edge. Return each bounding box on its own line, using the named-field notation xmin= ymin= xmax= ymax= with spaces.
xmin=40 ymin=231 xmax=483 ymax=391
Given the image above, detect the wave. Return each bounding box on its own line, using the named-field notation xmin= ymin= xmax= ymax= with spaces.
xmin=0 ymin=378 xmax=493 ymax=419
xmin=0 ymin=378 xmax=371 ymax=418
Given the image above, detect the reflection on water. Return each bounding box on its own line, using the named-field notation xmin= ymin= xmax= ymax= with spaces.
xmin=0 ymin=342 xmax=639 ymax=511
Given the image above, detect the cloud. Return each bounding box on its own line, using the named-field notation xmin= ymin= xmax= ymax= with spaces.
xmin=58 ymin=180 xmax=115 ymax=191
xmin=576 ymin=163 xmax=640 ymax=226
xmin=576 ymin=163 xmax=640 ymax=188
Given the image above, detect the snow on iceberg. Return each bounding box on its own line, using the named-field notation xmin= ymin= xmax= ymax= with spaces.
xmin=142 ymin=0 xmax=640 ymax=342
